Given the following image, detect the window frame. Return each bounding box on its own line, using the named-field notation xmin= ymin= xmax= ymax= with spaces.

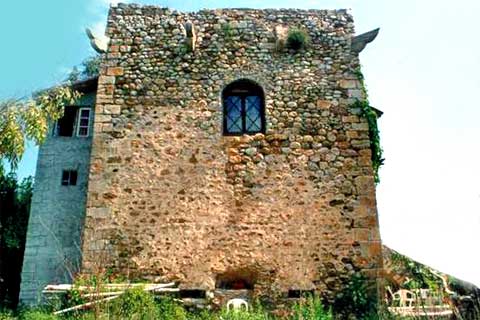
xmin=61 ymin=170 xmax=78 ymax=186
xmin=222 ymin=80 xmax=265 ymax=136
xmin=76 ymin=107 xmax=91 ymax=137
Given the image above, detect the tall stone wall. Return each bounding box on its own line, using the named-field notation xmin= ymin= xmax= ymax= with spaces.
xmin=20 ymin=93 xmax=96 ymax=304
xmin=83 ymin=4 xmax=382 ymax=301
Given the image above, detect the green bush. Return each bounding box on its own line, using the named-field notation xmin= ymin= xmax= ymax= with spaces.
xmin=188 ymin=309 xmax=219 ymax=320
xmin=286 ymin=28 xmax=310 ymax=51
xmin=219 ymin=308 xmax=272 ymax=320
xmin=291 ymin=295 xmax=333 ymax=320
xmin=108 ymin=288 xmax=159 ymax=319
xmin=333 ymin=273 xmax=377 ymax=318
xmin=0 ymin=309 xmax=15 ymax=320
xmin=156 ymin=296 xmax=187 ymax=320
xmin=19 ymin=309 xmax=58 ymax=320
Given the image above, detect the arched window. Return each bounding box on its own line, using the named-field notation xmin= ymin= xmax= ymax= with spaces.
xmin=222 ymin=79 xmax=265 ymax=135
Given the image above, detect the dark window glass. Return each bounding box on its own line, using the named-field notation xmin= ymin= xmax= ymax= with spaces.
xmin=57 ymin=107 xmax=77 ymax=136
xmin=61 ymin=171 xmax=70 ymax=186
xmin=70 ymin=171 xmax=77 ymax=185
xmin=225 ymin=96 xmax=242 ymax=133
xmin=61 ymin=170 xmax=78 ymax=186
xmin=287 ymin=290 xmax=315 ymax=298
xmin=223 ymin=79 xmax=265 ymax=135
xmin=245 ymin=96 xmax=262 ymax=132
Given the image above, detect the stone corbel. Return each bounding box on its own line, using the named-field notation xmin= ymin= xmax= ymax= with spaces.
xmin=184 ymin=20 xmax=197 ymax=52
xmin=274 ymin=25 xmax=289 ymax=51
xmin=86 ymin=28 xmax=109 ymax=53
xmin=351 ymin=28 xmax=380 ymax=54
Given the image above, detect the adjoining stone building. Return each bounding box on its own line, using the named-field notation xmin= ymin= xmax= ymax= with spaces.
xmin=20 ymin=3 xmax=383 ymax=305
xmin=20 ymin=79 xmax=98 ymax=303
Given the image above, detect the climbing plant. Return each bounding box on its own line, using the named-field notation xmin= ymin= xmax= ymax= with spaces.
xmin=352 ymin=68 xmax=384 ymax=183
xmin=390 ymin=251 xmax=442 ymax=290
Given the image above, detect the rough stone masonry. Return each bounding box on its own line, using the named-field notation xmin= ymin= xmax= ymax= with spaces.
xmin=22 ymin=3 xmax=384 ymax=305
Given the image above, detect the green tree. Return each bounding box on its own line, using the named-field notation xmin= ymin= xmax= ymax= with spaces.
xmin=81 ymin=55 xmax=101 ymax=78
xmin=66 ymin=55 xmax=101 ymax=82
xmin=0 ymin=174 xmax=33 ymax=308
xmin=0 ymin=86 xmax=80 ymax=175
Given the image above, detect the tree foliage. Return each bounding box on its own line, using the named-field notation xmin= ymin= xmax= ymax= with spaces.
xmin=81 ymin=56 xmax=101 ymax=79
xmin=66 ymin=55 xmax=101 ymax=83
xmin=0 ymin=87 xmax=81 ymax=173
xmin=0 ymin=173 xmax=33 ymax=308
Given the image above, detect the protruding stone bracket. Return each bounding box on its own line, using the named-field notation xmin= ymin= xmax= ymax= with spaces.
xmin=274 ymin=25 xmax=289 ymax=51
xmin=86 ymin=28 xmax=109 ymax=53
xmin=184 ymin=20 xmax=197 ymax=52
xmin=351 ymin=28 xmax=380 ymax=54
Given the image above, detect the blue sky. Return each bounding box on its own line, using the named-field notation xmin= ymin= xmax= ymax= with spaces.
xmin=1 ymin=0 xmax=479 ymax=287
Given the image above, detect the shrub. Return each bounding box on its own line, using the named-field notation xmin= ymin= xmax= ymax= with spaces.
xmin=222 ymin=22 xmax=234 ymax=39
xmin=156 ymin=296 xmax=188 ymax=320
xmin=109 ymin=288 xmax=159 ymax=319
xmin=0 ymin=309 xmax=15 ymax=320
xmin=19 ymin=309 xmax=58 ymax=320
xmin=189 ymin=309 xmax=219 ymax=320
xmin=291 ymin=295 xmax=333 ymax=320
xmin=286 ymin=28 xmax=310 ymax=51
xmin=218 ymin=309 xmax=270 ymax=320
xmin=333 ymin=273 xmax=378 ymax=318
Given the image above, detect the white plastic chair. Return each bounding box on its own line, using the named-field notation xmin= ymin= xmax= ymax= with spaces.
xmin=392 ymin=289 xmax=416 ymax=307
xmin=226 ymin=298 xmax=249 ymax=312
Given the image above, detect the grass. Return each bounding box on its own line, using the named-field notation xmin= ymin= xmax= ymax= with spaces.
xmin=0 ymin=293 xmax=414 ymax=320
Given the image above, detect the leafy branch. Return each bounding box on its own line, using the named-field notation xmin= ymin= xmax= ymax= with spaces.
xmin=0 ymin=86 xmax=81 ymax=172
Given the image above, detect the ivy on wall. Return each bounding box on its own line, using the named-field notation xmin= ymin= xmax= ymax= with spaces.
xmin=353 ymin=68 xmax=384 ymax=184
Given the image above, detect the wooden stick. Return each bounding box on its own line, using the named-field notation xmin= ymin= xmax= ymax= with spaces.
xmin=81 ymin=288 xmax=179 ymax=298
xmin=51 ymin=282 xmax=178 ymax=315
xmin=53 ymin=295 xmax=120 ymax=315
xmin=43 ymin=282 xmax=175 ymax=293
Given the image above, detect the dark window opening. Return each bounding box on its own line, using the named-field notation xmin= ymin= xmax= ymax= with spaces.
xmin=179 ymin=289 xmax=205 ymax=299
xmin=57 ymin=107 xmax=77 ymax=137
xmin=223 ymin=79 xmax=265 ymax=135
xmin=287 ymin=289 xmax=315 ymax=299
xmin=216 ymin=269 xmax=256 ymax=290
xmin=61 ymin=170 xmax=78 ymax=186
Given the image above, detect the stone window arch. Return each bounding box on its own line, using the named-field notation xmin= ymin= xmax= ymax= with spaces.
xmin=222 ymin=79 xmax=265 ymax=135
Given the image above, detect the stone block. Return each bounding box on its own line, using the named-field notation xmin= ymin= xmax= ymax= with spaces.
xmin=348 ymin=89 xmax=364 ymax=99
xmin=339 ymin=79 xmax=360 ymax=89
xmin=355 ymin=176 xmax=375 ymax=195
xmin=351 ymin=123 xmax=369 ymax=131
xmin=89 ymin=207 xmax=111 ymax=219
xmin=99 ymin=76 xmax=116 ymax=85
xmin=316 ymin=99 xmax=332 ymax=109
xmin=104 ymin=105 xmax=121 ymax=115
xmin=106 ymin=67 xmax=124 ymax=76
xmin=95 ymin=114 xmax=112 ymax=123
xmin=102 ymin=123 xmax=114 ymax=132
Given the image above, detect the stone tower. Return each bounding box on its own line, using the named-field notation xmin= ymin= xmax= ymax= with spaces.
xmin=21 ymin=3 xmax=383 ymax=305
xmin=20 ymin=79 xmax=97 ymax=303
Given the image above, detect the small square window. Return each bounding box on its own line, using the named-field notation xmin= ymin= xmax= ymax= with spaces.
xmin=61 ymin=170 xmax=78 ymax=186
